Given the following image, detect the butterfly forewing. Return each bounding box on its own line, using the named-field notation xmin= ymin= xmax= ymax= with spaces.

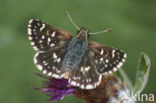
xmin=28 ymin=19 xmax=73 ymax=52
xmin=89 ymin=41 xmax=127 ymax=75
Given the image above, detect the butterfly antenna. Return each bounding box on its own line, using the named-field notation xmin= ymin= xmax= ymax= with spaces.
xmin=65 ymin=11 xmax=80 ymax=30
xmin=89 ymin=29 xmax=112 ymax=35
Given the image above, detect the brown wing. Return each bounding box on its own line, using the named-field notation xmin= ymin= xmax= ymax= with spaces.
xmin=28 ymin=19 xmax=73 ymax=52
xmin=89 ymin=41 xmax=127 ymax=75
xmin=68 ymin=50 xmax=102 ymax=89
xmin=34 ymin=46 xmax=68 ymax=79
xmin=28 ymin=19 xmax=73 ymax=78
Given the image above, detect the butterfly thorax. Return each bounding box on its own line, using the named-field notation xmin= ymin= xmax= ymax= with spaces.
xmin=62 ymin=37 xmax=89 ymax=72
xmin=76 ymin=27 xmax=89 ymax=41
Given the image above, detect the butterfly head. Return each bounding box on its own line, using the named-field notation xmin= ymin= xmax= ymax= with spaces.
xmin=76 ymin=27 xmax=90 ymax=40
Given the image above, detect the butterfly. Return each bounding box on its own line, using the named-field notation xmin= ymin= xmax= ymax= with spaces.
xmin=28 ymin=12 xmax=126 ymax=89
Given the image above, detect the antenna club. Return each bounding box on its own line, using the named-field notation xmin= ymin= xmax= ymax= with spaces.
xmin=89 ymin=29 xmax=112 ymax=35
xmin=107 ymin=29 xmax=112 ymax=32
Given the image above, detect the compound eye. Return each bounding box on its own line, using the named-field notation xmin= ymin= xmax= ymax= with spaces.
xmin=76 ymin=30 xmax=80 ymax=35
xmin=86 ymin=33 xmax=89 ymax=38
xmin=85 ymin=33 xmax=88 ymax=36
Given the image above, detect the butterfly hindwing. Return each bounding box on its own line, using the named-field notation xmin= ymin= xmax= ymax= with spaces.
xmin=89 ymin=41 xmax=127 ymax=75
xmin=28 ymin=19 xmax=73 ymax=52
xmin=68 ymin=50 xmax=102 ymax=89
xmin=34 ymin=46 xmax=69 ymax=79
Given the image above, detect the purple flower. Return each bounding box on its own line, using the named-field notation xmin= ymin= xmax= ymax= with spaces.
xmin=32 ymin=73 xmax=76 ymax=101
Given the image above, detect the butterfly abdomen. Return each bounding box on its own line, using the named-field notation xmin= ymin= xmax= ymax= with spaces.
xmin=62 ymin=38 xmax=88 ymax=71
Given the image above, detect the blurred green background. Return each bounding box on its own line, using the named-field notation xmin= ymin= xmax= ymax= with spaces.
xmin=0 ymin=0 xmax=155 ymax=103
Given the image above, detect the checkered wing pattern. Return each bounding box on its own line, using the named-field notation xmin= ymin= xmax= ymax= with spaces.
xmin=28 ymin=19 xmax=73 ymax=78
xmin=34 ymin=47 xmax=69 ymax=78
xmin=28 ymin=19 xmax=127 ymax=90
xmin=28 ymin=19 xmax=72 ymax=52
xmin=68 ymin=50 xmax=102 ymax=89
xmin=89 ymin=41 xmax=127 ymax=75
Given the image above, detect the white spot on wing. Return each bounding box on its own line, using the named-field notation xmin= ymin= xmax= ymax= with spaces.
xmin=112 ymin=50 xmax=115 ymax=58
xmin=31 ymin=42 xmax=35 ymax=45
xmin=28 ymin=36 xmax=33 ymax=40
xmin=29 ymin=19 xmax=34 ymax=24
xmin=53 ymin=53 xmax=57 ymax=59
xmin=124 ymin=53 xmax=127 ymax=58
xmin=78 ymin=77 xmax=81 ymax=80
xmin=28 ymin=24 xmax=31 ymax=28
xmin=103 ymin=72 xmax=108 ymax=75
xmin=97 ymin=75 xmax=102 ymax=86
xmin=117 ymin=62 xmax=123 ymax=68
xmin=28 ymin=28 xmax=32 ymax=35
xmin=122 ymin=58 xmax=125 ymax=62
xmin=105 ymin=59 xmax=109 ymax=63
xmin=51 ymin=32 xmax=56 ymax=37
xmin=43 ymin=61 xmax=48 ymax=66
xmin=71 ymin=81 xmax=76 ymax=86
xmin=37 ymin=65 xmax=42 ymax=71
xmin=86 ymin=85 xmax=94 ymax=89
xmin=100 ymin=49 xmax=104 ymax=55
xmin=41 ymin=35 xmax=45 ymax=39
xmin=34 ymin=53 xmax=39 ymax=64
xmin=37 ymin=22 xmax=41 ymax=26
xmin=39 ymin=40 xmax=43 ymax=43
xmin=57 ymin=58 xmax=61 ymax=62
xmin=52 ymin=66 xmax=56 ymax=70
xmin=108 ymin=71 xmax=113 ymax=74
xmin=60 ymin=73 xmax=65 ymax=78
xmin=48 ymin=38 xmax=51 ymax=42
xmin=113 ymin=67 xmax=117 ymax=72
xmin=84 ymin=66 xmax=90 ymax=71
xmin=76 ymin=83 xmax=80 ymax=86
xmin=43 ymin=70 xmax=47 ymax=74
xmin=57 ymin=70 xmax=61 ymax=74
xmin=100 ymin=58 xmax=103 ymax=62
xmin=33 ymin=46 xmax=39 ymax=51
xmin=52 ymin=74 xmax=60 ymax=78
xmin=40 ymin=23 xmax=45 ymax=31
xmin=80 ymin=67 xmax=84 ymax=72
xmin=95 ymin=59 xmax=98 ymax=64
xmin=50 ymin=43 xmax=55 ymax=47
xmin=47 ymin=72 xmax=52 ymax=76
xmin=80 ymin=84 xmax=85 ymax=89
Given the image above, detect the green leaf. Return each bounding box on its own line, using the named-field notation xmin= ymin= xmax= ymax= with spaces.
xmin=115 ymin=69 xmax=133 ymax=90
xmin=133 ymin=52 xmax=151 ymax=97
